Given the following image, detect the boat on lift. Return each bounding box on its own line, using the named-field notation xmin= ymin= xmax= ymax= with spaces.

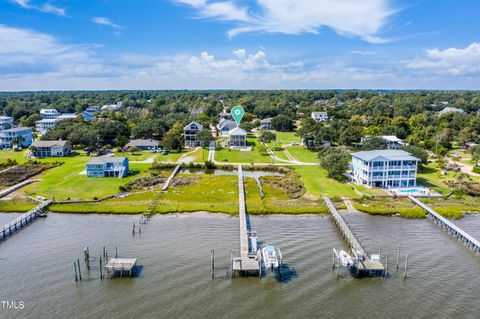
xmin=261 ymin=245 xmax=280 ymax=271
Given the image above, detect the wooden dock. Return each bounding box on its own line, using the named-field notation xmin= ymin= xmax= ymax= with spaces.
xmin=0 ymin=200 xmax=53 ymax=240
xmin=161 ymin=164 xmax=182 ymax=191
xmin=323 ymin=196 xmax=385 ymax=277
xmin=232 ymin=165 xmax=260 ymax=274
xmin=409 ymin=196 xmax=480 ymax=253
xmin=0 ymin=179 xmax=40 ymax=199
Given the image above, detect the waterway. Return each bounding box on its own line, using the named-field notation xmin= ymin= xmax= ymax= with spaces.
xmin=0 ymin=212 xmax=479 ymax=319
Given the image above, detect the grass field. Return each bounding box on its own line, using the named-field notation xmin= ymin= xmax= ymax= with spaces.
xmin=0 ymin=150 xmax=29 ymax=164
xmin=293 ymin=166 xmax=358 ymax=198
xmin=416 ymin=164 xmax=452 ymax=195
xmin=265 ymin=141 xmax=290 ymax=161
xmin=287 ymin=146 xmax=319 ymax=163
xmin=20 ymin=154 xmax=151 ymax=200
xmin=353 ymin=197 xmax=426 ymax=218
xmin=275 ymin=132 xmax=301 ymax=145
xmin=215 ymin=136 xmax=273 ymax=163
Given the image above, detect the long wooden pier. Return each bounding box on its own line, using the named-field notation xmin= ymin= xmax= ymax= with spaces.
xmin=161 ymin=164 xmax=182 ymax=191
xmin=0 ymin=200 xmax=53 ymax=240
xmin=323 ymin=196 xmax=385 ymax=276
xmin=0 ymin=179 xmax=39 ymax=199
xmin=232 ymin=165 xmax=260 ymax=274
xmin=409 ymin=196 xmax=480 ymax=253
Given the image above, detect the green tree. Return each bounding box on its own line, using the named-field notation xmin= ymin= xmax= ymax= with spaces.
xmin=400 ymin=145 xmax=429 ymax=165
xmin=259 ymin=130 xmax=276 ymax=143
xmin=196 ymin=129 xmax=215 ymax=147
xmin=162 ymin=121 xmax=184 ymax=151
xmin=361 ymin=137 xmax=388 ymax=151
xmin=271 ymin=114 xmax=294 ymax=132
xmin=318 ymin=147 xmax=350 ymax=180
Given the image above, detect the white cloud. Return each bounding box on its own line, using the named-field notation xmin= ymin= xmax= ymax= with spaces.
xmin=173 ymin=0 xmax=396 ymax=43
xmin=92 ymin=17 xmax=123 ymax=29
xmin=406 ymin=43 xmax=480 ymax=75
xmin=11 ymin=0 xmax=67 ymax=16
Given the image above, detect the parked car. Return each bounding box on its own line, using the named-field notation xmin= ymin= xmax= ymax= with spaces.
xmin=162 ymin=150 xmax=170 ymax=155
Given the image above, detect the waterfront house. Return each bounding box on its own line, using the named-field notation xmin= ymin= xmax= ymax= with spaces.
xmin=183 ymin=121 xmax=203 ymax=148
xmin=217 ymin=119 xmax=237 ymax=136
xmin=85 ymin=105 xmax=100 ymax=113
xmin=228 ymin=127 xmax=247 ymax=148
xmin=57 ymin=113 xmax=77 ymax=120
xmin=438 ymin=107 xmax=465 ymax=116
xmin=36 ymin=119 xmax=58 ymax=135
xmin=86 ymin=156 xmax=129 ymax=178
xmin=30 ymin=140 xmax=72 ymax=158
xmin=311 ymin=112 xmax=329 ymax=122
xmin=0 ymin=116 xmax=14 ymax=130
xmin=362 ymin=135 xmax=404 ymax=149
xmin=101 ymin=102 xmax=123 ymax=111
xmin=0 ymin=127 xmax=33 ymax=149
xmin=124 ymin=139 xmax=160 ymax=151
xmin=260 ymin=118 xmax=272 ymax=130
xmin=40 ymin=108 xmax=61 ymax=119
xmin=351 ymin=150 xmax=419 ymax=189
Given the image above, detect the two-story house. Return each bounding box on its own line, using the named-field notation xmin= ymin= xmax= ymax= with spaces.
xmin=0 ymin=127 xmax=33 ymax=149
xmin=228 ymin=127 xmax=247 ymax=148
xmin=36 ymin=119 xmax=58 ymax=135
xmin=86 ymin=156 xmax=129 ymax=178
xmin=183 ymin=121 xmax=203 ymax=148
xmin=0 ymin=116 xmax=14 ymax=130
xmin=30 ymin=140 xmax=72 ymax=158
xmin=351 ymin=150 xmax=419 ymax=189
xmin=260 ymin=118 xmax=272 ymax=130
xmin=217 ymin=119 xmax=237 ymax=136
xmin=40 ymin=109 xmax=61 ymax=119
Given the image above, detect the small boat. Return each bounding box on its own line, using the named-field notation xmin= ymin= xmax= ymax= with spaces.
xmin=339 ymin=250 xmax=354 ymax=267
xmin=261 ymin=245 xmax=280 ymax=271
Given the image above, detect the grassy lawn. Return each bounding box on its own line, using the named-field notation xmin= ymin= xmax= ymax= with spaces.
xmin=416 ymin=164 xmax=452 ymax=195
xmin=265 ymin=141 xmax=290 ymax=161
xmin=215 ymin=136 xmax=273 ymax=163
xmin=20 ymin=154 xmax=151 ymax=200
xmin=287 ymin=146 xmax=318 ymax=163
xmin=351 ymin=183 xmax=389 ymax=196
xmin=275 ymin=131 xmax=301 ymax=145
xmin=186 ymin=147 xmax=209 ymax=162
xmin=154 ymin=150 xmax=187 ymax=162
xmin=293 ymin=166 xmax=358 ymax=198
xmin=114 ymin=151 xmax=159 ymax=162
xmin=0 ymin=150 xmax=29 ymax=165
xmin=353 ymin=197 xmax=426 ymax=218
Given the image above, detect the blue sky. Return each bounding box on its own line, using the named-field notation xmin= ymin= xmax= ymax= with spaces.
xmin=0 ymin=0 xmax=479 ymax=90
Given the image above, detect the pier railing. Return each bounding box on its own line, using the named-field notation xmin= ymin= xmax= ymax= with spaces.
xmin=0 ymin=200 xmax=53 ymax=240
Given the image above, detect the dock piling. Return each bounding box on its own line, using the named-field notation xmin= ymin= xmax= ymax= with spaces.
xmin=396 ymin=247 xmax=400 ymax=270
xmin=77 ymin=259 xmax=82 ymax=281
xmin=115 ymin=247 xmax=118 ymax=258
xmin=99 ymin=255 xmax=103 ymax=280
xmin=211 ymin=249 xmax=215 ymax=279
xmin=404 ymin=254 xmax=409 ymax=279
xmin=74 ymin=261 xmax=78 ymax=281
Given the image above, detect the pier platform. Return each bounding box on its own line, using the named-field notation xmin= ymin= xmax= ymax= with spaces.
xmin=105 ymin=258 xmax=137 ymax=278
xmin=323 ymin=196 xmax=385 ymax=277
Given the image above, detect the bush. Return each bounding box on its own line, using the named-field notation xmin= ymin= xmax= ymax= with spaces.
xmin=473 ymin=166 xmax=480 ymax=174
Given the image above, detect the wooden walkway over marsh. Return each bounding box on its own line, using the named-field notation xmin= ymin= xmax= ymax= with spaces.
xmin=232 ymin=165 xmax=260 ymax=274
xmin=0 ymin=200 xmax=53 ymax=240
xmin=161 ymin=164 xmax=182 ymax=191
xmin=409 ymin=196 xmax=480 ymax=254
xmin=323 ymin=196 xmax=385 ymax=276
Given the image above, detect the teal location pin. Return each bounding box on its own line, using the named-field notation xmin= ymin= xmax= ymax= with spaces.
xmin=231 ymin=105 xmax=245 ymax=126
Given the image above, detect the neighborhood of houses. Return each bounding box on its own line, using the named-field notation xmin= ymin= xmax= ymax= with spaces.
xmin=0 ymin=105 xmax=472 ymax=192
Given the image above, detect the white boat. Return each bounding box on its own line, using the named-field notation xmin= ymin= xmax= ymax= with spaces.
xmin=261 ymin=245 xmax=280 ymax=271
xmin=339 ymin=250 xmax=354 ymax=267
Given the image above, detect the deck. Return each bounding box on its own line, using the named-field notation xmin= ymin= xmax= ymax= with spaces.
xmin=105 ymin=258 xmax=137 ymax=278
xmin=0 ymin=200 xmax=53 ymax=240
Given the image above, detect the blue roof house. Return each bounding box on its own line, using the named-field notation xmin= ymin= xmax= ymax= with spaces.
xmin=86 ymin=156 xmax=129 ymax=179
xmin=0 ymin=127 xmax=33 ymax=149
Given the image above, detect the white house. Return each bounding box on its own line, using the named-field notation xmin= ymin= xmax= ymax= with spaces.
xmin=0 ymin=116 xmax=14 ymax=130
xmin=362 ymin=135 xmax=404 ymax=149
xmin=40 ymin=109 xmax=61 ymax=119
xmin=351 ymin=150 xmax=419 ymax=189
xmin=228 ymin=127 xmax=247 ymax=148
xmin=438 ymin=107 xmax=465 ymax=116
xmin=311 ymin=112 xmax=329 ymax=122
xmin=0 ymin=127 xmax=33 ymax=149
xmin=36 ymin=119 xmax=58 ymax=135
xmin=260 ymin=118 xmax=272 ymax=130
xmin=217 ymin=119 xmax=237 ymax=136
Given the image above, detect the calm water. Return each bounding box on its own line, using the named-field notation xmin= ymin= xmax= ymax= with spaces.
xmin=0 ymin=212 xmax=479 ymax=319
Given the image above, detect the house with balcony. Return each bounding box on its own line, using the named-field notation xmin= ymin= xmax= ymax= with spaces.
xmin=361 ymin=135 xmax=405 ymax=149
xmin=86 ymin=156 xmax=129 ymax=178
xmin=36 ymin=119 xmax=58 ymax=135
xmin=228 ymin=127 xmax=247 ymax=148
xmin=183 ymin=121 xmax=203 ymax=148
xmin=311 ymin=111 xmax=329 ymax=122
xmin=40 ymin=108 xmax=61 ymax=119
xmin=351 ymin=150 xmax=419 ymax=189
xmin=0 ymin=127 xmax=33 ymax=149
xmin=30 ymin=140 xmax=72 ymax=158
xmin=260 ymin=118 xmax=272 ymax=130
xmin=217 ymin=119 xmax=237 ymax=136
xmin=0 ymin=116 xmax=14 ymax=130
xmin=124 ymin=139 xmax=160 ymax=151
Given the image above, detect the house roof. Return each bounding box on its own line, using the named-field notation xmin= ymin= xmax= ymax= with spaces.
xmin=1 ymin=127 xmax=32 ymax=133
xmin=312 ymin=112 xmax=328 ymax=116
xmin=125 ymin=139 xmax=159 ymax=147
xmin=218 ymin=120 xmax=236 ymax=130
xmin=228 ymin=127 xmax=247 ymax=136
xmin=381 ymin=135 xmax=403 ymax=142
xmin=261 ymin=118 xmax=272 ymax=123
xmin=183 ymin=121 xmax=203 ymax=130
xmin=40 ymin=108 xmax=59 ymax=113
xmin=87 ymin=156 xmax=128 ymax=165
xmin=31 ymin=140 xmax=68 ymax=148
xmin=439 ymin=107 xmax=464 ymax=114
xmin=352 ymin=150 xmax=419 ymax=162
xmin=219 ymin=111 xmax=230 ymax=116
xmin=57 ymin=113 xmax=76 ymax=119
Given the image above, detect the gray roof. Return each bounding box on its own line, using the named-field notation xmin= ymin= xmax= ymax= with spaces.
xmin=352 ymin=150 xmax=419 ymax=162
xmin=228 ymin=127 xmax=247 ymax=136
xmin=183 ymin=121 xmax=203 ymax=130
xmin=31 ymin=140 xmax=68 ymax=148
xmin=218 ymin=120 xmax=236 ymax=130
xmin=125 ymin=139 xmax=159 ymax=147
xmin=87 ymin=156 xmax=127 ymax=165
xmin=261 ymin=118 xmax=272 ymax=123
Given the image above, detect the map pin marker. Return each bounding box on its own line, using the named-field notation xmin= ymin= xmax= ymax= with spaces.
xmin=231 ymin=105 xmax=245 ymax=126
